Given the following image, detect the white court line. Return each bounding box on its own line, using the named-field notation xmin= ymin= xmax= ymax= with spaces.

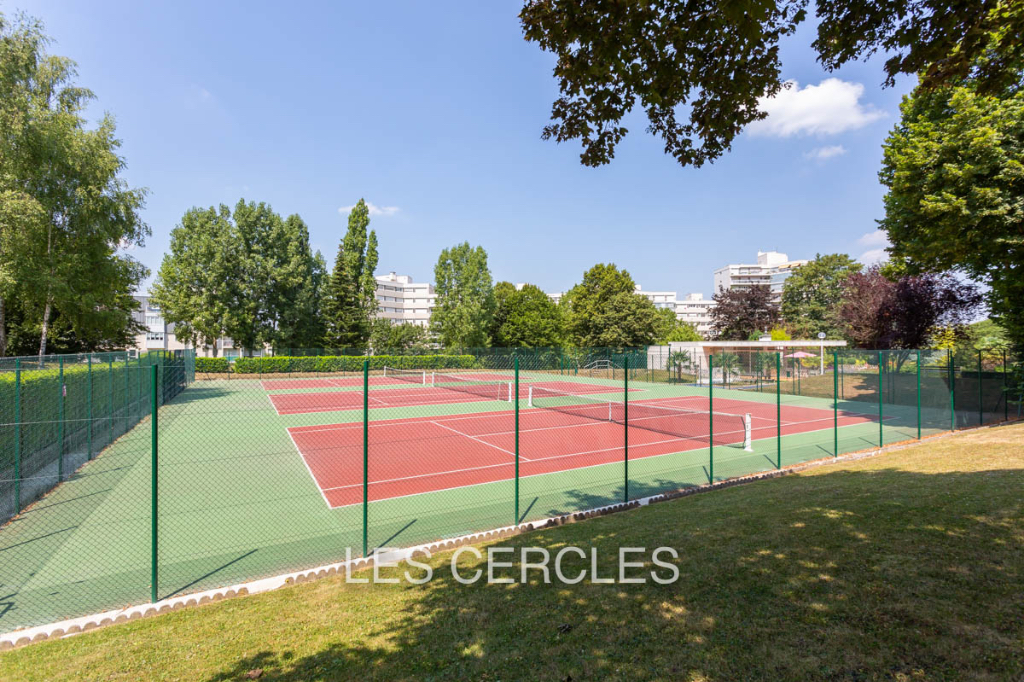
xmin=320 ymin=432 xmax=718 ymax=494
xmin=430 ymin=420 xmax=521 ymax=459
xmin=286 ymin=426 xmax=333 ymax=508
xmin=315 ymin=414 xmax=887 ymax=510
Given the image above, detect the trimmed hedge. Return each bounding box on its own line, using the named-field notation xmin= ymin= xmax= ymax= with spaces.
xmin=195 ymin=357 xmax=230 ymax=373
xmin=0 ymin=351 xmax=189 ymax=523
xmin=232 ymin=354 xmax=475 ymax=374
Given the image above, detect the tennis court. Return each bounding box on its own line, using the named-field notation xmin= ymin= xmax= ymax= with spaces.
xmin=290 ymin=393 xmax=881 ymax=508
xmin=4 ymin=346 xmax=993 ymax=633
xmin=267 ymin=369 xmax=640 ymax=415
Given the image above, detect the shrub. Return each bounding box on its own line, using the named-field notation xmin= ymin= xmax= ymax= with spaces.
xmin=195 ymin=357 xmax=230 ymax=373
xmin=231 ymin=355 xmax=476 ymax=374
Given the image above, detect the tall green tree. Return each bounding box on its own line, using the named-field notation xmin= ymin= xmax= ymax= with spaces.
xmin=653 ymin=307 xmax=702 ymax=343
xmin=152 ymin=206 xmax=236 ymax=355
xmin=0 ymin=12 xmax=149 ymax=356
xmin=490 ymin=282 xmax=562 ymax=347
xmin=879 ymin=74 xmax=1024 ymax=353
xmin=561 ymin=264 xmax=658 ymax=347
xmin=262 ymin=214 xmax=325 ymax=350
xmin=323 ymin=200 xmax=378 ymax=348
xmin=520 ymin=0 xmax=1023 ymax=168
xmin=369 ymin=319 xmax=430 ymax=354
xmin=710 ymin=286 xmax=780 ymax=340
xmin=153 ymin=201 xmax=323 ymax=355
xmin=431 ymin=242 xmax=495 ymax=350
xmin=780 ymin=254 xmax=863 ymax=338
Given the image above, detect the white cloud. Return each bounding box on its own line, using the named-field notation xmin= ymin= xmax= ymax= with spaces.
xmin=857 ymin=230 xmax=890 ymax=264
xmin=804 ymin=145 xmax=847 ymax=161
xmin=338 ymin=202 xmax=400 ymax=218
xmin=748 ymin=79 xmax=886 ymax=138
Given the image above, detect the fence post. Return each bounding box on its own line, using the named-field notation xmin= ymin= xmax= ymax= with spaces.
xmin=916 ymin=350 xmax=922 ymax=440
xmin=87 ymin=354 xmax=93 ymax=459
xmin=1004 ymin=349 xmax=1009 ymax=423
xmin=108 ymin=356 xmax=114 ymax=445
xmin=949 ymin=349 xmax=956 ymax=431
xmin=878 ymin=351 xmax=884 ymax=447
xmin=14 ymin=359 xmax=21 ymax=514
xmin=978 ymin=350 xmax=983 ymax=426
xmin=124 ymin=352 xmax=130 ymax=431
xmin=833 ymin=352 xmax=838 ymax=457
xmin=362 ymin=359 xmax=369 ymax=558
xmin=708 ymin=355 xmax=713 ymax=483
xmin=776 ymin=352 xmax=781 ymax=469
xmin=514 ymin=355 xmax=520 ymax=525
xmin=150 ymin=364 xmax=159 ymax=603
xmin=58 ymin=356 xmax=65 ymax=481
xmin=623 ymin=355 xmax=629 ymax=501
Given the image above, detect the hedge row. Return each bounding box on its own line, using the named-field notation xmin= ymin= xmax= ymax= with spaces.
xmin=0 ymin=351 xmax=183 ymax=482
xmin=195 ymin=357 xmax=230 ymax=373
xmin=232 ymin=355 xmax=475 ymax=374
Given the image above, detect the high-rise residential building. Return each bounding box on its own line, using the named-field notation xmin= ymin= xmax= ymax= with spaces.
xmin=712 ymin=251 xmax=808 ymax=301
xmin=131 ymin=295 xmax=251 ymax=357
xmin=676 ymin=293 xmax=716 ymax=336
xmin=374 ymin=272 xmax=436 ymax=328
xmin=546 ymin=285 xmax=715 ymax=337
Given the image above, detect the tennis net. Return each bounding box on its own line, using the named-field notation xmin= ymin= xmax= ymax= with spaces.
xmin=529 ymin=385 xmax=752 ymax=450
xmin=432 ymin=370 xmax=512 ymax=402
xmin=384 ymin=367 xmax=428 ymax=385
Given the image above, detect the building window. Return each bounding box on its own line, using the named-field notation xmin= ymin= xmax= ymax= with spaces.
xmin=146 ymin=332 xmax=164 ymax=341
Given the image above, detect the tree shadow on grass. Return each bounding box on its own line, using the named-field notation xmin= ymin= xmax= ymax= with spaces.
xmin=199 ymin=464 xmax=1024 ymax=681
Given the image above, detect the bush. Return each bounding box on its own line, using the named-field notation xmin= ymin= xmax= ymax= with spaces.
xmin=231 ymin=355 xmax=476 ymax=374
xmin=195 ymin=357 xmax=229 ymax=373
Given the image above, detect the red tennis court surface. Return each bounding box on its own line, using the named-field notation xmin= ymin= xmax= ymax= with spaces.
xmin=269 ymin=381 xmax=641 ymax=415
xmin=288 ymin=396 xmax=878 ymax=508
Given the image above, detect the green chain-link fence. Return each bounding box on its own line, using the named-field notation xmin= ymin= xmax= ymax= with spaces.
xmin=1 ymin=345 xmax=1020 ymax=631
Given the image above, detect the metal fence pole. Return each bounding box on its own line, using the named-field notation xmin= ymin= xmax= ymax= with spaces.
xmin=949 ymin=349 xmax=956 ymax=431
xmin=124 ymin=352 xmax=130 ymax=431
xmin=708 ymin=355 xmax=714 ymax=483
xmin=108 ymin=356 xmax=114 ymax=445
xmin=87 ymin=354 xmax=93 ymax=459
xmin=14 ymin=359 xmax=21 ymax=514
xmin=978 ymin=350 xmax=983 ymax=426
xmin=833 ymin=351 xmax=838 ymax=456
xmin=514 ymin=356 xmax=520 ymax=524
xmin=921 ymin=348 xmax=929 ymax=438
xmin=623 ymin=355 xmax=629 ymax=501
xmin=150 ymin=364 xmax=159 ymax=603
xmin=362 ymin=359 xmax=369 ymax=557
xmin=58 ymin=356 xmax=65 ymax=481
xmin=1004 ymin=349 xmax=1009 ymax=423
xmin=878 ymin=351 xmax=884 ymax=447
xmin=776 ymin=352 xmax=781 ymax=469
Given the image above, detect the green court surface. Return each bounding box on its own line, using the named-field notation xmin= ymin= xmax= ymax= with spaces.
xmin=0 ymin=372 xmax=952 ymax=631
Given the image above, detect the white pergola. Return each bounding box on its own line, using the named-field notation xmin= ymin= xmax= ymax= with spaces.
xmin=654 ymin=339 xmax=849 ymax=376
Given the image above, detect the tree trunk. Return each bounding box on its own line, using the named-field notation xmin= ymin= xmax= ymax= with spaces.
xmin=39 ymin=298 xmax=52 ymax=357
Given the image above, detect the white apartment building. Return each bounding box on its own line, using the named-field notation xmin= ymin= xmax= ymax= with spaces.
xmin=546 ymin=286 xmax=715 ymax=337
xmin=676 ymin=293 xmax=716 ymax=336
xmin=712 ymin=251 xmax=808 ymax=301
xmin=131 ymin=295 xmax=249 ymax=357
xmin=374 ymin=272 xmax=436 ymax=328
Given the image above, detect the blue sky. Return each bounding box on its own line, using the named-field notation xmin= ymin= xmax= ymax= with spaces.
xmin=13 ymin=0 xmax=913 ymax=296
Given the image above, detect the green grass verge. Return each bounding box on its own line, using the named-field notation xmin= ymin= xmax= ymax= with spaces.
xmin=3 ymin=421 xmax=1023 ymax=681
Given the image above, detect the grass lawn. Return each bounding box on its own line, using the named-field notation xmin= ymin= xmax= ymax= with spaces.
xmin=2 ymin=422 xmax=1022 ymax=681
